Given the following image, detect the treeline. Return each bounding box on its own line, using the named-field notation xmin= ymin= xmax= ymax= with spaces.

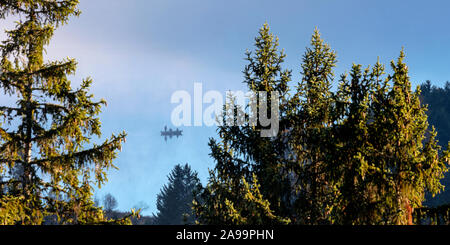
xmin=93 ymin=164 xmax=201 ymax=225
xmin=152 ymin=26 xmax=450 ymax=225
xmin=190 ymin=24 xmax=450 ymax=225
xmin=92 ymin=78 xmax=450 ymax=225
xmin=1 ymin=0 xmax=450 ymax=225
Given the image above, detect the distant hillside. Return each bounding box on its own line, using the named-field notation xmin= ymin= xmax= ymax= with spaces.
xmin=420 ymin=81 xmax=450 ymax=207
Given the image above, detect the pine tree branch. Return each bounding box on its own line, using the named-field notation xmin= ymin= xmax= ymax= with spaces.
xmin=36 ymin=102 xmax=69 ymax=113
xmin=30 ymin=115 xmax=74 ymax=142
xmin=0 ymin=1 xmax=31 ymax=15
xmin=0 ymin=158 xmax=23 ymax=164
xmin=0 ymin=0 xmax=79 ymax=23
xmin=0 ymin=127 xmax=22 ymax=143
xmin=29 ymin=133 xmax=126 ymax=168
xmin=0 ymin=180 xmax=22 ymax=186
xmin=0 ymin=77 xmax=23 ymax=90
xmin=34 ymin=60 xmax=76 ymax=78
xmin=0 ymin=106 xmax=21 ymax=112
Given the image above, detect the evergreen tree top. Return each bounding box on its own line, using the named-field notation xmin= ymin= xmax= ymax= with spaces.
xmin=244 ymin=22 xmax=291 ymax=94
xmin=0 ymin=0 xmax=80 ymax=26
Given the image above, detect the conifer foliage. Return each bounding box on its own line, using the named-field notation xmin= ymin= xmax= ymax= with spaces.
xmin=155 ymin=164 xmax=201 ymax=225
xmin=0 ymin=0 xmax=127 ymax=224
xmin=420 ymin=81 xmax=450 ymax=207
xmin=194 ymin=24 xmax=450 ymax=225
xmin=194 ymin=24 xmax=293 ymax=225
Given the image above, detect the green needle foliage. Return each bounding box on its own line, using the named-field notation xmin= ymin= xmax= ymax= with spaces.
xmin=0 ymin=0 xmax=127 ymax=225
xmin=420 ymin=81 xmax=450 ymax=207
xmin=155 ymin=164 xmax=201 ymax=225
xmin=194 ymin=24 xmax=292 ymax=225
xmin=330 ymin=54 xmax=450 ymax=224
xmin=195 ymin=24 xmax=450 ymax=225
xmin=288 ymin=29 xmax=339 ymax=224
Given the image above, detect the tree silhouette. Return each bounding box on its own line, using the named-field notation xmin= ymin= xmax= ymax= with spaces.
xmin=155 ymin=164 xmax=201 ymax=225
xmin=103 ymin=193 xmax=118 ymax=212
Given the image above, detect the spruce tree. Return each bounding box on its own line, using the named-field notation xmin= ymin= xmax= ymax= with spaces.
xmin=194 ymin=23 xmax=292 ymax=225
xmin=332 ymin=61 xmax=385 ymax=224
xmin=0 ymin=0 xmax=127 ymax=224
xmin=288 ymin=29 xmax=339 ymax=224
xmin=367 ymin=51 xmax=449 ymax=224
xmin=330 ymin=52 xmax=450 ymax=225
xmin=155 ymin=164 xmax=201 ymax=225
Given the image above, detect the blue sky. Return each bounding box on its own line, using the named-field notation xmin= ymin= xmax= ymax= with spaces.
xmin=3 ymin=0 xmax=449 ymax=215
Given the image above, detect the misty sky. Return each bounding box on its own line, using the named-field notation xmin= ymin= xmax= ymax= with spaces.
xmin=2 ymin=0 xmax=450 ymax=215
